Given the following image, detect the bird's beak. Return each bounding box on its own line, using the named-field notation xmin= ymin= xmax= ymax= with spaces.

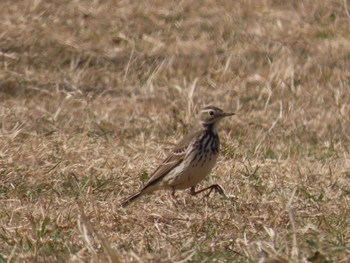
xmin=222 ymin=112 xmax=235 ymax=117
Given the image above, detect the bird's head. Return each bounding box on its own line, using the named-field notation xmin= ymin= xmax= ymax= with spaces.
xmin=199 ymin=106 xmax=235 ymax=127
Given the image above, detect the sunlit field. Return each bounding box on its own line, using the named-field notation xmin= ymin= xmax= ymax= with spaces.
xmin=1 ymin=0 xmax=350 ymax=262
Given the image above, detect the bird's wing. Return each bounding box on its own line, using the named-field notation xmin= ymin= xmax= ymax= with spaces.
xmin=143 ymin=130 xmax=201 ymax=188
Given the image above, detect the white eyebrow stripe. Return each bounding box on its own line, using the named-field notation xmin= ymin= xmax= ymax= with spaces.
xmin=202 ymin=109 xmax=222 ymax=113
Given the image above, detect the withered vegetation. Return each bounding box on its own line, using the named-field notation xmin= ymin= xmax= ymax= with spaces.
xmin=1 ymin=0 xmax=350 ymax=262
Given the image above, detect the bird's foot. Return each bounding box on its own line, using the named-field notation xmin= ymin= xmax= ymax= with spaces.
xmin=190 ymin=184 xmax=227 ymax=199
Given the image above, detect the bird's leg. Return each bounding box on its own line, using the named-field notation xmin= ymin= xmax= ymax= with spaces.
xmin=190 ymin=184 xmax=226 ymax=198
xmin=170 ymin=188 xmax=180 ymax=206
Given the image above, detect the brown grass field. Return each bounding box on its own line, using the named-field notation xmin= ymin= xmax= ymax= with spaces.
xmin=1 ymin=0 xmax=350 ymax=262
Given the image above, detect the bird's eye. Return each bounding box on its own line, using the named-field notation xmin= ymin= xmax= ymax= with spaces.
xmin=209 ymin=111 xmax=214 ymax=116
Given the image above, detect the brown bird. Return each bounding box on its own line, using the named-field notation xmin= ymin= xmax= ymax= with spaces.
xmin=121 ymin=106 xmax=234 ymax=207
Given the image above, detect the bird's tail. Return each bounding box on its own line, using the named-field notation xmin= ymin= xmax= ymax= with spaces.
xmin=121 ymin=191 xmax=143 ymax=207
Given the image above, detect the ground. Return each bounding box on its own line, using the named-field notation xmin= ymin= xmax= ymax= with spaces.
xmin=1 ymin=0 xmax=350 ymax=262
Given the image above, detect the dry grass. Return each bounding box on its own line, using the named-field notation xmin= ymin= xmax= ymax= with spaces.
xmin=1 ymin=0 xmax=350 ymax=262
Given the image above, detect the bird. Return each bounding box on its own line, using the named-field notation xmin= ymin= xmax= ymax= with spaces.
xmin=121 ymin=106 xmax=234 ymax=207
